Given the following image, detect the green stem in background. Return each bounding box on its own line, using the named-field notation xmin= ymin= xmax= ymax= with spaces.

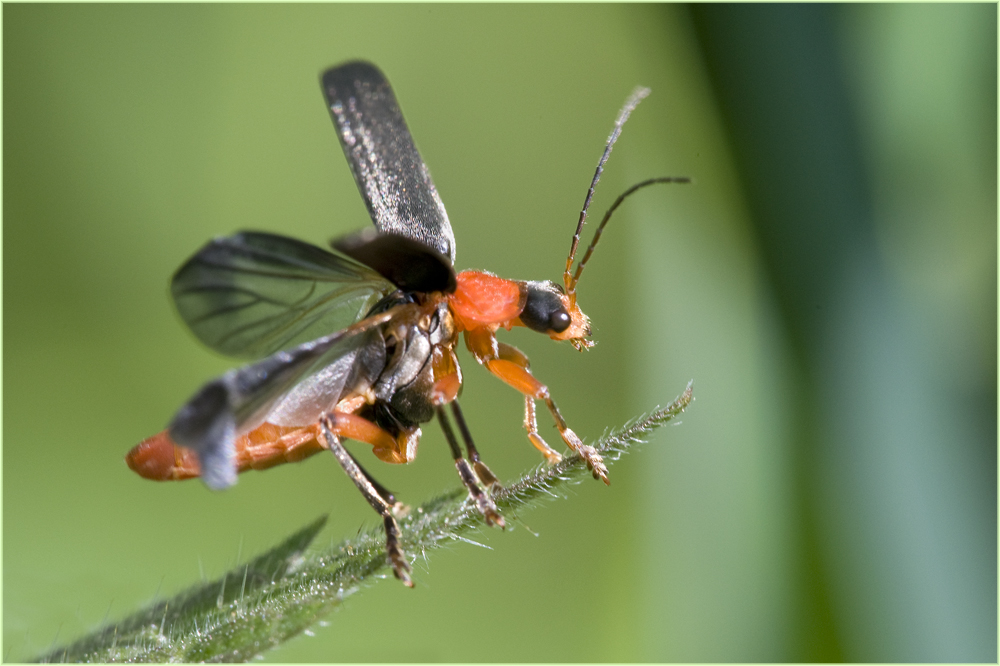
xmin=36 ymin=383 xmax=693 ymax=663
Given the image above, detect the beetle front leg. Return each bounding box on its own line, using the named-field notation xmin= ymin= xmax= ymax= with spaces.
xmin=522 ymin=394 xmax=562 ymax=465
xmin=465 ymin=329 xmax=608 ymax=484
xmin=493 ymin=342 xmax=564 ymax=466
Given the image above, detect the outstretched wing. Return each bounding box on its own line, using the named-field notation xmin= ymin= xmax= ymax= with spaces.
xmin=321 ymin=61 xmax=456 ymax=264
xmin=169 ymin=310 xmax=394 ymax=490
xmin=171 ymin=231 xmax=393 ymax=360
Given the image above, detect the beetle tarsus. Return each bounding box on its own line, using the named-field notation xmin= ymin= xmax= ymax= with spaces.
xmin=528 ymin=432 xmax=564 ymax=465
xmin=456 ymin=458 xmax=505 ymax=528
xmin=559 ymin=427 xmax=610 ymax=485
xmin=384 ymin=515 xmax=413 ymax=586
xmin=580 ymin=445 xmax=610 ymax=485
xmin=472 ymin=460 xmax=501 ymax=489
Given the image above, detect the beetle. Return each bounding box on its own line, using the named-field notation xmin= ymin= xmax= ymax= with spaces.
xmin=126 ymin=61 xmax=688 ymax=586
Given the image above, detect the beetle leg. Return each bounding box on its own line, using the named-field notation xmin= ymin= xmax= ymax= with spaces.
xmin=493 ymin=347 xmax=562 ymax=464
xmin=465 ymin=328 xmax=608 ymax=484
xmin=436 ymin=405 xmax=504 ymax=528
xmin=319 ymin=414 xmax=413 ymax=587
xmin=449 ymin=401 xmax=500 ymax=488
xmin=522 ymin=394 xmax=563 ymax=465
xmin=430 ymin=347 xmax=498 ymax=487
xmin=340 ymin=444 xmax=399 ymax=505
xmin=430 ymin=345 xmax=463 ymax=405
xmin=328 ymin=411 xmax=419 ymax=465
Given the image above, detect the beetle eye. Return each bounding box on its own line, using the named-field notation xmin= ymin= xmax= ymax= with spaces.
xmin=549 ymin=310 xmax=571 ymax=333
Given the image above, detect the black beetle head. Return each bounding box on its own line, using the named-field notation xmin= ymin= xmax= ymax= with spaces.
xmin=519 ymin=280 xmax=592 ymax=349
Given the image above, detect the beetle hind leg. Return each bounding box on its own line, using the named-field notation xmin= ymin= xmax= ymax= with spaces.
xmin=319 ymin=414 xmax=413 ymax=587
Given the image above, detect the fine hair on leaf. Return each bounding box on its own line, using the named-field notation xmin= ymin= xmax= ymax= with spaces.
xmin=36 ymin=383 xmax=693 ymax=663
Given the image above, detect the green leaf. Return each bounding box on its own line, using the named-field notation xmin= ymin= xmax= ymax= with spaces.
xmin=36 ymin=383 xmax=692 ymax=663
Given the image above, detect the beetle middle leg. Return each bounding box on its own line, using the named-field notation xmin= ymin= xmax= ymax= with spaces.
xmin=436 ymin=405 xmax=504 ymax=528
xmin=319 ymin=414 xmax=413 ymax=587
xmin=431 ymin=347 xmax=500 ymax=489
xmin=449 ymin=401 xmax=500 ymax=488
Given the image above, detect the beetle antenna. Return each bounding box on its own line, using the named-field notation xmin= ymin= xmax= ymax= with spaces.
xmin=569 ymin=176 xmax=690 ymax=293
xmin=564 ymin=86 xmax=650 ymax=300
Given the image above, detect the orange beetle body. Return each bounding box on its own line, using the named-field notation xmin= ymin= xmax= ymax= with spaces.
xmin=128 ymin=268 xmax=594 ymax=483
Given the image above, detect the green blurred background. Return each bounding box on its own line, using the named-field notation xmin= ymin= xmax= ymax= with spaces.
xmin=3 ymin=4 xmax=995 ymax=662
